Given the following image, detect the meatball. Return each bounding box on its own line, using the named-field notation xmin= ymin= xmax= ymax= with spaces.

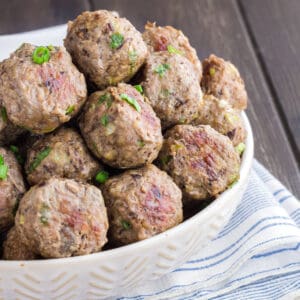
xmin=192 ymin=94 xmax=246 ymax=146
xmin=0 ymin=147 xmax=26 ymax=233
xmin=80 ymin=83 xmax=163 ymax=168
xmin=143 ymin=22 xmax=202 ymax=81
xmin=2 ymin=227 xmax=37 ymax=260
xmin=142 ymin=52 xmax=203 ymax=129
xmin=15 ymin=178 xmax=108 ymax=258
xmin=201 ymin=54 xmax=247 ymax=110
xmin=64 ymin=10 xmax=148 ymax=89
xmin=158 ymin=125 xmax=240 ymax=202
xmin=102 ymin=164 xmax=183 ymax=245
xmin=0 ymin=43 xmax=87 ymax=134
xmin=25 ymin=127 xmax=101 ymax=185
xmin=0 ymin=105 xmax=25 ymax=146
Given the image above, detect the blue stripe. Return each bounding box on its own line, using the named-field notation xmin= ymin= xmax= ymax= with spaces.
xmin=174 ymin=228 xmax=297 ymax=272
xmin=252 ymin=243 xmax=300 ymax=259
xmin=279 ymin=195 xmax=293 ymax=203
xmin=273 ymin=188 xmax=284 ymax=196
xmin=187 ymin=216 xmax=290 ymax=264
xmin=290 ymin=208 xmax=300 ymax=219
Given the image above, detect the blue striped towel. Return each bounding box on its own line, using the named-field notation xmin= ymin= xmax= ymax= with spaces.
xmin=115 ymin=160 xmax=300 ymax=300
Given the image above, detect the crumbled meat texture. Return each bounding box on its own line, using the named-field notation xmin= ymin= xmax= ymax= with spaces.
xmin=64 ymin=10 xmax=148 ymax=89
xmin=0 ymin=147 xmax=26 ymax=233
xmin=192 ymin=94 xmax=246 ymax=146
xmin=158 ymin=125 xmax=241 ymax=202
xmin=143 ymin=22 xmax=202 ymax=82
xmin=142 ymin=52 xmax=203 ymax=129
xmin=201 ymin=54 xmax=248 ymax=110
xmin=0 ymin=43 xmax=87 ymax=134
xmin=15 ymin=178 xmax=109 ymax=258
xmin=25 ymin=127 xmax=101 ymax=185
xmin=102 ymin=164 xmax=183 ymax=245
xmin=79 ymin=83 xmax=163 ymax=168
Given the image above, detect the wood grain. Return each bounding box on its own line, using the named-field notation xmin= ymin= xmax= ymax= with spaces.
xmin=0 ymin=0 xmax=90 ymax=34
xmin=240 ymin=0 xmax=300 ymax=156
xmin=91 ymin=0 xmax=300 ymax=196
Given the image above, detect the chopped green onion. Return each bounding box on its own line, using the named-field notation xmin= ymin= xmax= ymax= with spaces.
xmin=120 ymin=93 xmax=141 ymax=112
xmin=154 ymin=63 xmax=170 ymax=77
xmin=98 ymin=93 xmax=113 ymax=108
xmin=65 ymin=105 xmax=75 ymax=115
xmin=0 ymin=154 xmax=4 ymax=165
xmin=121 ymin=220 xmax=131 ymax=230
xmin=28 ymin=147 xmax=51 ymax=173
xmin=134 ymin=85 xmax=143 ymax=94
xmin=110 ymin=33 xmax=124 ymax=49
xmin=10 ymin=145 xmax=24 ymax=165
xmin=167 ymin=45 xmax=183 ymax=55
xmin=40 ymin=203 xmax=50 ymax=225
xmin=160 ymin=155 xmax=172 ymax=165
xmin=47 ymin=45 xmax=54 ymax=51
xmin=95 ymin=170 xmax=109 ymax=184
xmin=0 ymin=164 xmax=8 ymax=180
xmin=100 ymin=115 xmax=109 ymax=126
xmin=235 ymin=142 xmax=246 ymax=155
xmin=32 ymin=46 xmax=51 ymax=64
xmin=161 ymin=89 xmax=170 ymax=97
xmin=137 ymin=140 xmax=145 ymax=147
xmin=209 ymin=67 xmax=216 ymax=76
xmin=1 ymin=107 xmax=8 ymax=122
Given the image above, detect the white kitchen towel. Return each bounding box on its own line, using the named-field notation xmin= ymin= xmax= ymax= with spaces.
xmin=115 ymin=160 xmax=300 ymax=300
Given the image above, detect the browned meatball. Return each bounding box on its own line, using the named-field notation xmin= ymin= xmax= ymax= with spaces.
xmin=15 ymin=178 xmax=108 ymax=258
xmin=25 ymin=127 xmax=101 ymax=185
xmin=0 ymin=43 xmax=87 ymax=134
xmin=143 ymin=22 xmax=202 ymax=81
xmin=2 ymin=227 xmax=37 ymax=260
xmin=142 ymin=52 xmax=203 ymax=129
xmin=201 ymin=54 xmax=247 ymax=110
xmin=0 ymin=147 xmax=26 ymax=233
xmin=192 ymin=94 xmax=246 ymax=146
xmin=64 ymin=10 xmax=148 ymax=89
xmin=158 ymin=125 xmax=240 ymax=202
xmin=80 ymin=83 xmax=163 ymax=168
xmin=0 ymin=105 xmax=25 ymax=146
xmin=102 ymin=164 xmax=183 ymax=245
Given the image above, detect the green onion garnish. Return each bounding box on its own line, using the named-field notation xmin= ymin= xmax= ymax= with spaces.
xmin=110 ymin=33 xmax=124 ymax=49
xmin=32 ymin=46 xmax=51 ymax=64
xmin=167 ymin=45 xmax=183 ymax=55
xmin=28 ymin=147 xmax=51 ymax=173
xmin=137 ymin=140 xmax=145 ymax=147
xmin=95 ymin=170 xmax=109 ymax=184
xmin=100 ymin=115 xmax=109 ymax=127
xmin=120 ymin=93 xmax=141 ymax=112
xmin=1 ymin=107 xmax=8 ymax=122
xmin=160 ymin=155 xmax=172 ymax=166
xmin=65 ymin=105 xmax=75 ymax=115
xmin=0 ymin=154 xmax=8 ymax=180
xmin=134 ymin=85 xmax=143 ymax=94
xmin=10 ymin=145 xmax=24 ymax=165
xmin=154 ymin=63 xmax=170 ymax=77
xmin=98 ymin=93 xmax=113 ymax=108
xmin=209 ymin=67 xmax=216 ymax=76
xmin=121 ymin=220 xmax=131 ymax=230
xmin=129 ymin=50 xmax=138 ymax=73
xmin=235 ymin=142 xmax=246 ymax=155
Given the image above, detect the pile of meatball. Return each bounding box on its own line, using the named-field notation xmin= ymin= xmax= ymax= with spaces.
xmin=0 ymin=10 xmax=247 ymax=260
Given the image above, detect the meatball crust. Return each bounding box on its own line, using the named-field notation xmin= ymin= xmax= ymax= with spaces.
xmin=80 ymin=83 xmax=163 ymax=168
xmin=0 ymin=43 xmax=87 ymax=134
xmin=158 ymin=125 xmax=240 ymax=202
xmin=102 ymin=164 xmax=183 ymax=245
xmin=25 ymin=127 xmax=101 ymax=185
xmin=0 ymin=147 xmax=26 ymax=233
xmin=2 ymin=227 xmax=37 ymax=260
xmin=64 ymin=10 xmax=148 ymax=89
xmin=201 ymin=54 xmax=247 ymax=110
xmin=192 ymin=95 xmax=246 ymax=146
xmin=142 ymin=52 xmax=203 ymax=129
xmin=15 ymin=178 xmax=109 ymax=258
xmin=143 ymin=22 xmax=202 ymax=81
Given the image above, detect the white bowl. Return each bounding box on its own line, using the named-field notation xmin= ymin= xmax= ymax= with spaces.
xmin=0 ymin=113 xmax=253 ymax=299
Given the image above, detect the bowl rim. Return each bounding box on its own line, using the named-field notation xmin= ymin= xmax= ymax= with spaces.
xmin=0 ymin=112 xmax=254 ymax=266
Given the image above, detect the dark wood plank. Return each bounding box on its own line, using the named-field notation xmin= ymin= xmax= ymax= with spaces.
xmin=0 ymin=0 xmax=90 ymax=34
xmin=91 ymin=0 xmax=300 ymax=196
xmin=240 ymin=0 xmax=300 ymax=157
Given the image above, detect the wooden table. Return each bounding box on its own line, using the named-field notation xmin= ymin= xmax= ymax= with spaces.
xmin=1 ymin=0 xmax=299 ymax=197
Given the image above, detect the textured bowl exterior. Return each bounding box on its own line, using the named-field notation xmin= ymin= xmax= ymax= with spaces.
xmin=0 ymin=113 xmax=253 ymax=299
